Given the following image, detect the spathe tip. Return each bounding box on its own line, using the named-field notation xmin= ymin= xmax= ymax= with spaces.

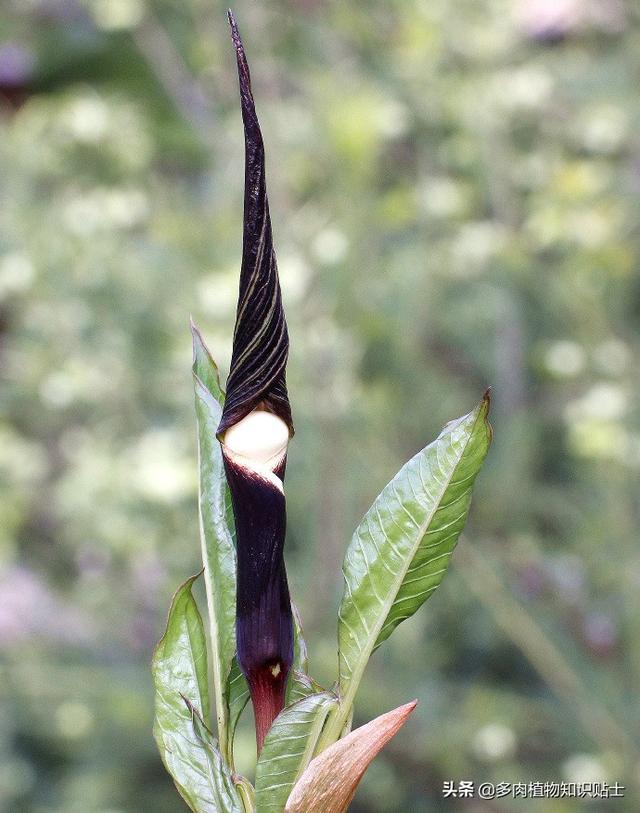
xmin=226 ymin=9 xmax=252 ymax=98
xmin=227 ymin=9 xmax=243 ymax=61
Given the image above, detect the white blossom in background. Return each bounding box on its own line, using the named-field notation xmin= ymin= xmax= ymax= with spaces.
xmin=562 ymin=753 xmax=609 ymax=785
xmin=472 ymin=723 xmax=517 ymax=762
xmin=564 ymin=383 xmax=628 ymax=423
xmin=544 ymin=340 xmax=586 ymax=378
xmin=0 ymin=252 xmax=35 ymax=299
xmin=91 ymin=0 xmax=146 ymax=31
xmin=312 ymin=227 xmax=349 ymax=265
xmin=593 ymin=339 xmax=630 ymax=376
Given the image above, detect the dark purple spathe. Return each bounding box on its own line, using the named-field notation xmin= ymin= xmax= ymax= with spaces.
xmin=219 ymin=10 xmax=294 ymax=752
xmin=218 ymin=11 xmax=293 ymax=439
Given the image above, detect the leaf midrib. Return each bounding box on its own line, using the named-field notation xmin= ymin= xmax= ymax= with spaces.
xmin=256 ymin=695 xmax=337 ymax=813
xmin=333 ymin=407 xmax=484 ymax=738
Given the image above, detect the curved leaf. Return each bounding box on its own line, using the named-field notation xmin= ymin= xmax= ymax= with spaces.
xmin=254 ymin=693 xmax=339 ymax=813
xmin=286 ymin=670 xmax=319 ymax=706
xmin=192 ymin=321 xmax=238 ymax=763
xmin=233 ymin=776 xmax=256 ymax=813
xmin=329 ymin=394 xmax=491 ymax=739
xmin=286 ymin=603 xmax=320 ymax=705
xmin=189 ymin=701 xmax=245 ymax=813
xmin=285 ymin=701 xmax=417 ymax=813
xmin=153 ymin=575 xmax=243 ymax=812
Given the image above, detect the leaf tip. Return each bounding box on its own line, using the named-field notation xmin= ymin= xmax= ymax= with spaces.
xmin=190 ymin=316 xmax=205 ymax=342
xmin=153 ymin=572 xmax=202 ymax=659
xmin=191 ymin=322 xmax=224 ymax=401
xmin=180 ymin=692 xmax=197 ymax=716
xmin=480 ymin=387 xmax=493 ymax=443
xmin=285 ymin=700 xmax=418 ymax=813
xmin=190 ymin=316 xmax=202 ymax=358
xmin=386 ymin=699 xmax=418 ymax=729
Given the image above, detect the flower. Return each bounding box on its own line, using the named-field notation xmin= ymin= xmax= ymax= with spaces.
xmin=217 ymin=11 xmax=295 ymax=751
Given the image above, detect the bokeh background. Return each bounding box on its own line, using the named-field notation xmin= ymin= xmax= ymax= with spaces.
xmin=1 ymin=1 xmax=639 ymax=811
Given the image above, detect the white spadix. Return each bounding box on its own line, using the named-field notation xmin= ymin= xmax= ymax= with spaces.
xmin=223 ymin=409 xmax=289 ymax=487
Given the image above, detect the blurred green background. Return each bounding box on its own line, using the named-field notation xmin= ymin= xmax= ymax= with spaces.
xmin=1 ymin=1 xmax=639 ymax=811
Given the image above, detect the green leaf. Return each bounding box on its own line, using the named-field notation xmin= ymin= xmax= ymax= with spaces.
xmin=227 ymin=657 xmax=250 ymax=742
xmin=291 ymin=604 xmax=309 ymax=674
xmin=188 ymin=700 xmax=245 ymax=813
xmin=233 ymin=776 xmax=256 ymax=813
xmin=192 ymin=322 xmax=238 ymax=765
xmin=329 ymin=394 xmax=492 ymax=740
xmin=286 ymin=604 xmax=319 ymax=705
xmin=255 ymin=693 xmax=339 ymax=813
xmin=192 ymin=319 xmax=226 ymax=404
xmin=153 ymin=575 xmax=243 ymax=812
xmin=287 ymin=670 xmax=318 ymax=706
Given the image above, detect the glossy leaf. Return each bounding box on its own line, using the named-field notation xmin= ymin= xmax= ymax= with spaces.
xmin=192 ymin=327 xmax=236 ymax=547
xmin=192 ymin=322 xmax=238 ymax=763
xmin=255 ymin=693 xmax=339 ymax=813
xmin=285 ymin=701 xmax=417 ymax=813
xmin=188 ymin=701 xmax=245 ymax=813
xmin=153 ymin=575 xmax=242 ymax=812
xmin=330 ymin=394 xmax=492 ymax=739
